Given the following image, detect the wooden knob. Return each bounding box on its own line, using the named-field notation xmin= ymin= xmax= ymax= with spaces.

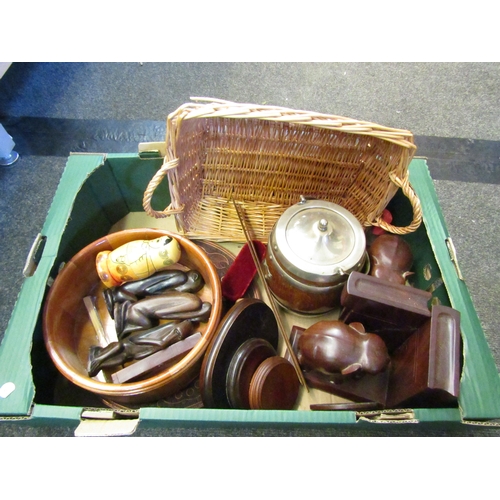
xmin=249 ymin=356 xmax=300 ymax=410
xmin=226 ymin=338 xmax=276 ymax=409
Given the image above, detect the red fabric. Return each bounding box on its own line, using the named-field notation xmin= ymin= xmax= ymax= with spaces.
xmin=372 ymin=209 xmax=393 ymax=235
xmin=221 ymin=241 xmax=267 ymax=302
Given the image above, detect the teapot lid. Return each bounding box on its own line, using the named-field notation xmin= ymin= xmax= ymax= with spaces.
xmin=273 ymin=196 xmax=366 ymax=282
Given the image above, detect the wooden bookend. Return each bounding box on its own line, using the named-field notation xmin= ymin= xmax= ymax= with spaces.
xmin=339 ymin=271 xmax=432 ymax=351
xmin=386 ymin=305 xmax=462 ymax=408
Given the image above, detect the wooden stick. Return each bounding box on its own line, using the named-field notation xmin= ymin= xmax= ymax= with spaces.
xmin=83 ymin=296 xmax=109 ymax=347
xmin=232 ymin=199 xmax=308 ymax=390
xmin=83 ymin=296 xmax=112 ymax=383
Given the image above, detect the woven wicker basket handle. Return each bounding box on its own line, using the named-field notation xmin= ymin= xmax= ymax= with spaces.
xmin=143 ymin=158 xmax=183 ymax=218
xmin=371 ymin=172 xmax=422 ymax=235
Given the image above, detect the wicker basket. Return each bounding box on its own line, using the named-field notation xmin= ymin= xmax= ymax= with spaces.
xmin=143 ymin=98 xmax=421 ymax=242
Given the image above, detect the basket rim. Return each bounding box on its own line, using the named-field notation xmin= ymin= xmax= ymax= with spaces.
xmin=166 ymin=97 xmax=416 ymax=150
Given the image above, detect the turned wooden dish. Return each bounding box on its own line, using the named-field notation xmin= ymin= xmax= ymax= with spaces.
xmin=43 ymin=228 xmax=222 ymax=405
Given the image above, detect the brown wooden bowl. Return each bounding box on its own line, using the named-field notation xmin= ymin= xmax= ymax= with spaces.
xmin=43 ymin=228 xmax=222 ymax=405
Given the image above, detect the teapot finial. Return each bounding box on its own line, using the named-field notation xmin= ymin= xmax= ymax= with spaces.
xmin=318 ymin=219 xmax=329 ymax=232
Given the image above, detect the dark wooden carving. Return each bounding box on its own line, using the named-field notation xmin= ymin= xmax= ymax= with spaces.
xmin=289 ymin=325 xmax=390 ymax=405
xmin=297 ymin=320 xmax=390 ymax=377
xmin=368 ymin=234 xmax=414 ymax=285
xmin=88 ymin=320 xmax=195 ymax=377
xmin=114 ymin=293 xmax=204 ymax=337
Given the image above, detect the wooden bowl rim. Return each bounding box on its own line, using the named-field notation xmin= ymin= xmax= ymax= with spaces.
xmin=43 ymin=228 xmax=222 ymax=398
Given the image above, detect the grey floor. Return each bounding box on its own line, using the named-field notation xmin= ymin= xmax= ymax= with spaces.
xmin=1 ymin=62 xmax=499 ymax=437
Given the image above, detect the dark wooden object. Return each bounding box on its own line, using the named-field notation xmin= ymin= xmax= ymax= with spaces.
xmin=297 ymin=320 xmax=390 ymax=376
xmin=368 ymin=234 xmax=413 ymax=285
xmin=87 ymin=320 xmax=195 ymax=377
xmin=248 ymin=356 xmax=300 ymax=410
xmin=339 ymin=271 xmax=432 ymax=351
xmin=289 ymin=325 xmax=390 ymax=405
xmin=120 ymin=269 xmax=190 ymax=297
xmin=226 ymin=338 xmax=277 ymax=409
xmin=310 ymin=402 xmax=382 ymax=411
xmin=111 ymin=332 xmax=202 ymax=384
xmin=386 ymin=305 xmax=462 ymax=408
xmin=199 ymin=298 xmax=279 ymax=409
xmin=122 ymin=291 xmax=207 ymax=334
